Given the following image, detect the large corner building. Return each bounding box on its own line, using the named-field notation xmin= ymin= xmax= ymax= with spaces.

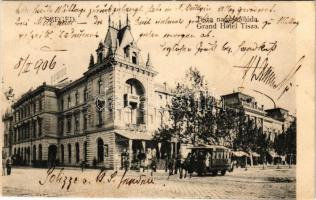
xmin=2 ymin=18 xmax=172 ymax=169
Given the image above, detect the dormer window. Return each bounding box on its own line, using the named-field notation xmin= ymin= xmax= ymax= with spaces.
xmin=98 ymin=52 xmax=103 ymax=63
xmin=124 ymin=46 xmax=130 ymax=58
xmin=132 ymin=52 xmax=137 ymax=64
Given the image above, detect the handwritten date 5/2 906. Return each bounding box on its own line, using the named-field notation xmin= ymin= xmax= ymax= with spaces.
xmin=14 ymin=54 xmax=57 ymax=76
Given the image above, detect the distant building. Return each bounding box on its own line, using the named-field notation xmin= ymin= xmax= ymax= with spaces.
xmin=221 ymin=92 xmax=294 ymax=141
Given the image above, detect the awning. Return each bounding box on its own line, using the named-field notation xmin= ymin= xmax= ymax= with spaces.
xmin=115 ymin=131 xmax=153 ymax=141
xmin=250 ymin=152 xmax=260 ymax=157
xmin=232 ymin=151 xmax=250 ymax=157
xmin=188 ymin=144 xmax=228 ymax=150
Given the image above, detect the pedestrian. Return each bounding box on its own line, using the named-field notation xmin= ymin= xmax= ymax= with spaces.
xmin=164 ymin=153 xmax=168 ymax=172
xmin=121 ymin=148 xmax=130 ymax=171
xmin=80 ymin=161 xmax=86 ymax=172
xmin=139 ymin=149 xmax=146 ymax=172
xmin=188 ymin=152 xmax=195 ymax=178
xmin=205 ymin=152 xmax=210 ymax=171
xmin=168 ymin=156 xmax=175 ymax=176
xmin=6 ymin=157 xmax=12 ymax=176
xmin=175 ymin=154 xmax=181 ymax=175
xmin=151 ymin=156 xmax=157 ymax=175
xmin=179 ymin=155 xmax=186 ymax=179
xmin=134 ymin=149 xmax=140 ymax=170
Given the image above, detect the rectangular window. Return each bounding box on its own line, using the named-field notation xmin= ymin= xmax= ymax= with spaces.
xmin=39 ymin=99 xmax=42 ymax=111
xmin=68 ymin=95 xmax=71 ymax=108
xmin=84 ymin=88 xmax=88 ymax=102
xmin=75 ymin=114 xmax=79 ymax=131
xmin=33 ymin=121 xmax=36 ymax=137
xmin=75 ymin=91 xmax=79 ymax=105
xmin=98 ymin=110 xmax=103 ymax=125
xmin=33 ymin=102 xmax=36 ymax=113
xmin=59 ymin=118 xmax=64 ymax=135
xmin=4 ymin=135 xmax=7 ymax=146
xmin=60 ymin=99 xmax=64 ymax=111
xmin=83 ymin=113 xmax=88 ymax=130
xmin=38 ymin=119 xmax=42 ymax=136
xmin=67 ymin=117 xmax=72 ymax=132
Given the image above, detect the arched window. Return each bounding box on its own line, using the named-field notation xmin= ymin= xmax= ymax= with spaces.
xmin=83 ymin=141 xmax=87 ymax=162
xmin=97 ymin=138 xmax=104 ymax=162
xmin=32 ymin=145 xmax=36 ymax=161
xmin=38 ymin=144 xmax=42 ymax=161
xmin=27 ymin=147 xmax=30 ymax=163
xmin=68 ymin=144 xmax=72 ymax=163
xmin=21 ymin=148 xmax=24 ymax=161
xmin=98 ymin=78 xmax=103 ymax=94
xmin=75 ymin=143 xmax=80 ymax=163
xmin=61 ymin=144 xmax=64 ymax=163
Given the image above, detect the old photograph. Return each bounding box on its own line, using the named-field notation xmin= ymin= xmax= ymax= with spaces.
xmin=0 ymin=1 xmax=315 ymax=199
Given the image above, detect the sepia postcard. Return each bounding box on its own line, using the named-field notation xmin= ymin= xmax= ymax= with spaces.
xmin=0 ymin=1 xmax=315 ymax=199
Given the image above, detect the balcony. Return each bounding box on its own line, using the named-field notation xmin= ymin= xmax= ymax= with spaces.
xmin=124 ymin=93 xmax=140 ymax=106
xmin=125 ymin=123 xmax=146 ymax=132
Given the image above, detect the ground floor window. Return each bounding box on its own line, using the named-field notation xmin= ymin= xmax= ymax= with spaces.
xmin=61 ymin=144 xmax=64 ymax=163
xmin=75 ymin=143 xmax=80 ymax=163
xmin=32 ymin=145 xmax=36 ymax=161
xmin=68 ymin=144 xmax=72 ymax=163
xmin=97 ymin=138 xmax=104 ymax=162
xmin=38 ymin=144 xmax=42 ymax=161
xmin=84 ymin=142 xmax=87 ymax=162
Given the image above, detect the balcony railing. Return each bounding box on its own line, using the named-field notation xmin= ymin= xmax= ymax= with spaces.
xmin=125 ymin=123 xmax=146 ymax=132
xmin=241 ymin=102 xmax=264 ymax=111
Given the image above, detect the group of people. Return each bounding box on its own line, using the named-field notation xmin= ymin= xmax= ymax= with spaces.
xmin=121 ymin=148 xmax=158 ymax=173
xmin=2 ymin=156 xmax=12 ymax=176
xmin=165 ymin=152 xmax=195 ymax=178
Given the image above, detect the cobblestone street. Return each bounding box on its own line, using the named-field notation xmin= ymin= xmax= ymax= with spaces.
xmin=2 ymin=165 xmax=295 ymax=199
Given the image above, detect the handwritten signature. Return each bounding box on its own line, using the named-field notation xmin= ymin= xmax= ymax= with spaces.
xmin=234 ymin=54 xmax=305 ymax=99
xmin=39 ymin=166 xmax=155 ymax=191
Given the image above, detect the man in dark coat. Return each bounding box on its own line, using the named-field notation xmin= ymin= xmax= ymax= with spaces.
xmin=6 ymin=157 xmax=12 ymax=175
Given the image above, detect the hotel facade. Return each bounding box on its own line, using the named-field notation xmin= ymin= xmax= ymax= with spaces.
xmin=2 ymin=19 xmax=294 ymax=169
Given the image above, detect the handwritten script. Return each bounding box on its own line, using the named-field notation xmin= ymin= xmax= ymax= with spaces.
xmin=39 ymin=166 xmax=155 ymax=191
